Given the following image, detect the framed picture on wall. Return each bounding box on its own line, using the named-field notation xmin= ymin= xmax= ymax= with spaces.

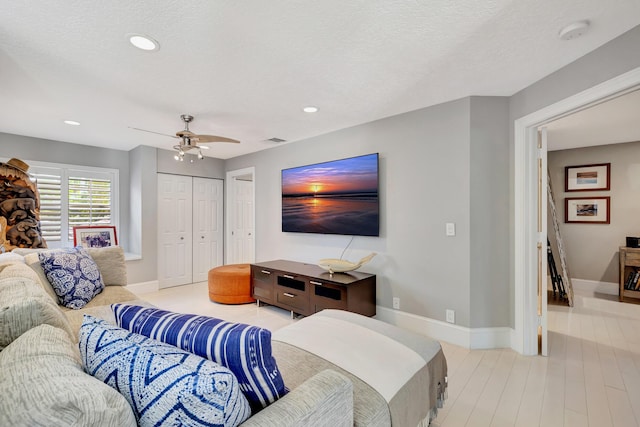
xmin=565 ymin=163 xmax=610 ymax=192
xmin=565 ymin=197 xmax=610 ymax=224
xmin=73 ymin=226 xmax=118 ymax=248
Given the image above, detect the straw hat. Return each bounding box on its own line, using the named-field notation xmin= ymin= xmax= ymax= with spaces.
xmin=0 ymin=158 xmax=29 ymax=174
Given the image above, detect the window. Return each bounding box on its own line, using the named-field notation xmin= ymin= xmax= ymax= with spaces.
xmin=2 ymin=159 xmax=119 ymax=248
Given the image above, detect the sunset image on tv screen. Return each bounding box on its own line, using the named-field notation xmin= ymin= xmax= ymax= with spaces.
xmin=282 ymin=153 xmax=379 ymax=236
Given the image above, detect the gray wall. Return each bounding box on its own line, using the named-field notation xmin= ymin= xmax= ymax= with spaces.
xmin=548 ymin=141 xmax=640 ymax=284
xmin=0 ymin=132 xmax=130 ymax=250
xmin=226 ymin=98 xmax=486 ymax=327
xmin=157 ymin=148 xmax=226 ymax=179
xmin=126 ymin=145 xmax=157 ymax=284
xmin=470 ymin=97 xmax=510 ymax=327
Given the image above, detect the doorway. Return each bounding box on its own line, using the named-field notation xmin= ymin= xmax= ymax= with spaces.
xmin=514 ymin=67 xmax=640 ymax=356
xmin=225 ymin=167 xmax=256 ymax=264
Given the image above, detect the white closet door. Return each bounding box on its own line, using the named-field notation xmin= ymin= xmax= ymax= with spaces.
xmin=231 ymin=178 xmax=255 ymax=264
xmin=192 ymin=177 xmax=223 ymax=282
xmin=157 ymin=174 xmax=193 ymax=288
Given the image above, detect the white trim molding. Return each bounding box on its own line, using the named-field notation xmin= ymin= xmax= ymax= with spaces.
xmin=126 ymin=280 xmax=159 ymax=295
xmin=375 ymin=306 xmax=512 ymax=349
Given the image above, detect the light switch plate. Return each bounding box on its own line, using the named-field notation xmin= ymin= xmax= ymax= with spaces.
xmin=446 ymin=309 xmax=455 ymax=324
xmin=446 ymin=222 xmax=456 ymax=236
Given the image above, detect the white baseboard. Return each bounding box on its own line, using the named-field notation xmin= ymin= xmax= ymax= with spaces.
xmin=126 ymin=280 xmax=159 ymax=294
xmin=375 ymin=306 xmax=512 ymax=349
xmin=571 ymin=278 xmax=618 ymax=295
xmin=571 ymin=278 xmax=617 ymax=286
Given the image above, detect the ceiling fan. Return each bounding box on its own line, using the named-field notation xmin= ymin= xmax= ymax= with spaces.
xmin=131 ymin=114 xmax=240 ymax=161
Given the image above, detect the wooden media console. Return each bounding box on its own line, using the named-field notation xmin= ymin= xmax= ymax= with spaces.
xmin=250 ymin=259 xmax=376 ymax=317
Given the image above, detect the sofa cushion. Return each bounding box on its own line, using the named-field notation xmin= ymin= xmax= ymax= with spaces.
xmin=63 ymin=296 xmax=151 ymax=339
xmin=0 ymin=276 xmax=74 ymax=348
xmin=112 ymin=304 xmax=287 ymax=411
xmin=0 ymin=251 xmax=25 ymax=268
xmin=80 ymin=316 xmax=251 ymax=427
xmin=0 ymin=262 xmax=49 ymax=298
xmin=59 ymin=284 xmax=138 ymax=312
xmin=0 ymin=324 xmax=136 ymax=427
xmin=39 ymin=246 xmax=105 ymax=309
xmin=22 ymin=252 xmax=59 ymax=301
xmin=86 ymin=246 xmax=127 ymax=286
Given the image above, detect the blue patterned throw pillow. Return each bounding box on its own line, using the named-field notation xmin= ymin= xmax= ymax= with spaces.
xmin=38 ymin=246 xmax=104 ymax=309
xmin=112 ymin=304 xmax=287 ymax=411
xmin=79 ymin=316 xmax=251 ymax=427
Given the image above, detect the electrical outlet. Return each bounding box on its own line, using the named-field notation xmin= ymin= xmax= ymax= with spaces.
xmin=446 ymin=309 xmax=455 ymax=324
xmin=393 ymin=297 xmax=400 ymax=310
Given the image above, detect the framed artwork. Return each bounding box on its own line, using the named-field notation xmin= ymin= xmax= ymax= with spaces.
xmin=565 ymin=197 xmax=610 ymax=224
xmin=73 ymin=226 xmax=118 ymax=248
xmin=565 ymin=163 xmax=610 ymax=192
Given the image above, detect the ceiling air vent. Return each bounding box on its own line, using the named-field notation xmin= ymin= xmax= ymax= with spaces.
xmin=266 ymin=137 xmax=286 ymax=143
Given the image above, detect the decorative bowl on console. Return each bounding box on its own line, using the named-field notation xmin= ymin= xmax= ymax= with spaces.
xmin=318 ymin=252 xmax=376 ymax=274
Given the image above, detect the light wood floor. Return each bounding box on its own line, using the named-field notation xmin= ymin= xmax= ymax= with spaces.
xmin=137 ymin=281 xmax=640 ymax=427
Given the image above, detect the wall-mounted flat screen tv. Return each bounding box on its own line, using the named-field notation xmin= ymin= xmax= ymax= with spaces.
xmin=282 ymin=153 xmax=379 ymax=236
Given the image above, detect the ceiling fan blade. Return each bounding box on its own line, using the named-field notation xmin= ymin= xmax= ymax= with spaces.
xmin=194 ymin=134 xmax=240 ymax=144
xmin=129 ymin=127 xmax=178 ymax=138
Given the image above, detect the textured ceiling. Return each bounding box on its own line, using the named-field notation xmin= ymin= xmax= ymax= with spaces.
xmin=1 ymin=1 xmax=640 ymax=159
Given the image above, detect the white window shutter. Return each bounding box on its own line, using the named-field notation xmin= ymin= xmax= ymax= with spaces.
xmin=67 ymin=176 xmax=112 ymax=239
xmin=31 ymin=170 xmax=63 ymax=242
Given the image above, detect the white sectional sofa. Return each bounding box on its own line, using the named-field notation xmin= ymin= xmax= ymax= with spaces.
xmin=0 ymin=246 xmax=447 ymax=426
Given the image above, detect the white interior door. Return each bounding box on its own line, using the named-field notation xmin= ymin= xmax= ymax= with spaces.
xmin=231 ymin=178 xmax=255 ymax=263
xmin=226 ymin=167 xmax=256 ymax=265
xmin=157 ymin=174 xmax=193 ymax=288
xmin=538 ymin=128 xmax=549 ymax=356
xmin=192 ymin=177 xmax=223 ymax=282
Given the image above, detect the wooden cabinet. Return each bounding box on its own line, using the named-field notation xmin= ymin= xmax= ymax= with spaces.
xmin=619 ymin=246 xmax=640 ymax=302
xmin=252 ymin=267 xmax=275 ymax=302
xmin=250 ymin=260 xmax=376 ymax=317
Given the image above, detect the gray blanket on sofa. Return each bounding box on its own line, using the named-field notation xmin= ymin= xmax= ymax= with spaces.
xmin=273 ymin=310 xmax=448 ymax=427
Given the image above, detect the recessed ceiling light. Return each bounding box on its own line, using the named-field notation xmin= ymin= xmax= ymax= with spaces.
xmin=128 ymin=34 xmax=160 ymax=51
xmin=558 ymin=20 xmax=590 ymax=41
xmin=63 ymin=120 xmax=80 ymax=126
xmin=303 ymin=106 xmax=319 ymax=113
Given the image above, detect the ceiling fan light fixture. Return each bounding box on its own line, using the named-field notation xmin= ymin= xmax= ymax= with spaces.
xmin=128 ymin=34 xmax=160 ymax=51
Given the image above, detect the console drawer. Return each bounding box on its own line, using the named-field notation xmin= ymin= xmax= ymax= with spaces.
xmin=251 ymin=266 xmax=274 ymax=302
xmin=253 ymin=267 xmax=275 ymax=283
xmin=625 ymin=252 xmax=640 ymax=267
xmin=275 ymin=286 xmax=309 ymax=314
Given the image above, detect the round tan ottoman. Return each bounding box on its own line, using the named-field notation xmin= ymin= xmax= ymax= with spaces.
xmin=208 ymin=264 xmax=255 ymax=304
